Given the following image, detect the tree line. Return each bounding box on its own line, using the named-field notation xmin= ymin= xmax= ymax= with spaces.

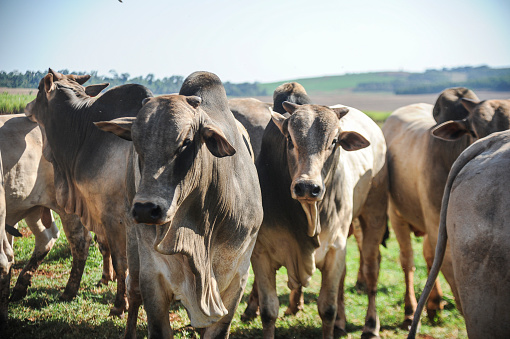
xmin=0 ymin=69 xmax=269 ymax=97
xmin=354 ymin=66 xmax=510 ymax=94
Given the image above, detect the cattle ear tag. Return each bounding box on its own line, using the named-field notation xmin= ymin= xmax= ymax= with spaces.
xmin=44 ymin=73 xmax=55 ymax=93
xmin=94 ymin=117 xmax=136 ymax=141
xmin=332 ymin=107 xmax=349 ymax=120
xmin=431 ymin=119 xmax=470 ymax=141
xmin=202 ymin=124 xmax=236 ymax=157
xmin=339 ymin=131 xmax=370 ymax=151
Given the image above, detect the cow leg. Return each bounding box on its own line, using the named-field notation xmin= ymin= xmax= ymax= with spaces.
xmin=422 ymin=234 xmax=444 ymax=321
xmin=124 ymin=225 xmax=142 ymax=339
xmin=241 ymin=277 xmax=260 ymax=321
xmin=318 ymin=246 xmax=345 ymax=339
xmin=141 ymin=276 xmax=173 ymax=339
xmin=284 ymin=285 xmax=304 ymax=316
xmin=0 ymin=188 xmax=13 ymax=334
xmin=203 ymin=266 xmax=250 ymax=338
xmin=358 ymin=214 xmax=384 ymax=339
xmin=352 ymin=218 xmax=366 ymax=292
xmin=59 ymin=213 xmax=91 ymax=301
xmin=95 ymin=234 xmax=116 ymax=286
xmin=389 ymin=204 xmax=417 ymax=329
xmin=334 ymin=263 xmax=347 ymax=336
xmin=106 ymin=221 xmax=128 ymax=317
xmin=251 ymin=251 xmax=278 ymax=339
xmin=11 ymin=209 xmax=59 ymax=301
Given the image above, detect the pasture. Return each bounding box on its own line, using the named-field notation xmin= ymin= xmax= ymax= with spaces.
xmin=6 ymin=215 xmax=466 ymax=338
xmin=1 ymin=91 xmax=467 ymax=338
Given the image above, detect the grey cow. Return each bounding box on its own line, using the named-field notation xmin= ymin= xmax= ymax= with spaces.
xmin=408 ymin=129 xmax=510 ymax=339
xmin=25 ymin=69 xmax=153 ymax=317
xmin=383 ymin=87 xmax=510 ymax=326
xmin=96 ymin=71 xmax=263 ymax=338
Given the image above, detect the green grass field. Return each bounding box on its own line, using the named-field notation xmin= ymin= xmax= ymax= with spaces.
xmin=0 ymin=92 xmax=35 ymax=114
xmin=5 ymin=215 xmax=466 ymax=339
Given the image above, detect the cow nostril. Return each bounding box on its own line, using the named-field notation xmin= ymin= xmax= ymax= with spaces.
xmin=294 ymin=183 xmax=305 ymax=197
xmin=132 ymin=209 xmax=138 ymax=219
xmin=150 ymin=206 xmax=162 ymax=220
xmin=311 ymin=185 xmax=321 ymax=197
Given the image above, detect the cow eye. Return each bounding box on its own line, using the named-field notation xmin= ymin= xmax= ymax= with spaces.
xmin=179 ymin=139 xmax=192 ymax=153
xmin=287 ymin=135 xmax=294 ymax=149
xmin=332 ymin=138 xmax=338 ymax=146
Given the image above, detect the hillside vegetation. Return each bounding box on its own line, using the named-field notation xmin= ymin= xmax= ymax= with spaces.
xmin=1 ymin=65 xmax=509 ymax=97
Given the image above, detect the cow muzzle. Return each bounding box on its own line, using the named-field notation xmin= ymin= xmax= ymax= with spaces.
xmin=132 ymin=202 xmax=164 ymax=224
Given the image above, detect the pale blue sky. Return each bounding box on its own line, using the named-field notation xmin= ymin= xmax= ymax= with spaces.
xmin=1 ymin=0 xmax=509 ymax=83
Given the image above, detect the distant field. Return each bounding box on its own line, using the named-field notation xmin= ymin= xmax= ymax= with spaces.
xmin=259 ymin=72 xmax=407 ymax=94
xmin=6 ymin=215 xmax=467 ymax=338
xmin=0 ymin=91 xmax=35 ymax=114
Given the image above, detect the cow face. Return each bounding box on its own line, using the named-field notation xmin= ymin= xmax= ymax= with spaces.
xmin=25 ymin=68 xmax=106 ymax=126
xmin=95 ymin=95 xmax=236 ymax=227
xmin=432 ymin=99 xmax=510 ymax=141
xmin=271 ymin=102 xmax=370 ymax=237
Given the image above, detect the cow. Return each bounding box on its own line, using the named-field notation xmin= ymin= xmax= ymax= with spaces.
xmin=24 ymin=69 xmax=153 ymax=316
xmin=408 ymin=129 xmax=510 ymax=339
xmin=95 ymin=71 xmax=264 ymax=338
xmin=383 ymin=87 xmax=510 ymax=327
xmin=247 ymin=99 xmax=387 ymax=338
xmin=0 ymin=150 xmax=12 ymax=335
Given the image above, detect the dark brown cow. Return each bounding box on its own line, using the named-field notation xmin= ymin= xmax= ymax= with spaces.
xmin=96 ymin=71 xmax=263 ymax=338
xmin=25 ymin=69 xmax=153 ymax=316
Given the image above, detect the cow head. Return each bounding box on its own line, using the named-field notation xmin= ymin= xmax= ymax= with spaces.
xmin=25 ymin=68 xmax=108 ymax=126
xmin=432 ymin=87 xmax=479 ymax=124
xmin=432 ymin=98 xmax=510 ymax=141
xmin=95 ymin=94 xmax=236 ymax=227
xmin=271 ymin=102 xmax=370 ymax=238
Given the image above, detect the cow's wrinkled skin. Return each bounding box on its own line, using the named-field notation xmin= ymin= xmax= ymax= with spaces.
xmin=25 ymin=69 xmax=153 ymax=317
xmin=96 ymin=71 xmax=263 ymax=338
xmin=408 ymin=130 xmax=510 ymax=339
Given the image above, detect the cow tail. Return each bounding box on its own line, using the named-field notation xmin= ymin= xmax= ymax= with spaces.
xmin=407 ymin=141 xmax=486 ymax=339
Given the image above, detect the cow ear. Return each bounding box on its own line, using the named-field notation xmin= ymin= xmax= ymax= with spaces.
xmin=186 ymin=96 xmax=202 ymax=108
xmin=332 ymin=107 xmax=349 ymax=120
xmin=73 ymin=74 xmax=91 ymax=85
xmin=282 ymin=101 xmax=299 ymax=114
xmin=270 ymin=110 xmax=289 ymax=135
xmin=48 ymin=68 xmax=63 ymax=80
xmin=432 ymin=119 xmax=471 ymax=141
xmin=201 ymin=124 xmax=236 ymax=157
xmin=461 ymin=98 xmax=479 ymax=114
xmin=339 ymin=131 xmax=370 ymax=151
xmin=85 ymin=83 xmax=109 ymax=97
xmin=44 ymin=74 xmax=55 ymax=93
xmin=94 ymin=117 xmax=136 ymax=141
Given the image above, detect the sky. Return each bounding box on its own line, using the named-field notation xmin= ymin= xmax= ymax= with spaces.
xmin=1 ymin=0 xmax=509 ymax=83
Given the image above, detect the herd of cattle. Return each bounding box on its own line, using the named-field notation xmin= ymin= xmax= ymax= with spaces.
xmin=0 ymin=69 xmax=508 ymax=339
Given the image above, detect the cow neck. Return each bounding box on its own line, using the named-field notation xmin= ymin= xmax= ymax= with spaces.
xmin=428 ymin=132 xmax=472 ymax=173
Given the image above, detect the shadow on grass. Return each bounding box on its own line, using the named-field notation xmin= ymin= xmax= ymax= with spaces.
xmin=4 ymin=317 xmax=148 ymax=339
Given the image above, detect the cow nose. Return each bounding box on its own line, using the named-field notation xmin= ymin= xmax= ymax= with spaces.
xmin=132 ymin=202 xmax=163 ymax=224
xmin=294 ymin=183 xmax=322 ymax=198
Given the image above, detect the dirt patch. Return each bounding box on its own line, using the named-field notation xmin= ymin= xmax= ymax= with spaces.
xmin=0 ymin=87 xmax=37 ymax=95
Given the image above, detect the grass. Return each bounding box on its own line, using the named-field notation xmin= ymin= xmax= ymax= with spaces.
xmin=6 ymin=215 xmax=467 ymax=339
xmin=0 ymin=92 xmax=35 ymax=114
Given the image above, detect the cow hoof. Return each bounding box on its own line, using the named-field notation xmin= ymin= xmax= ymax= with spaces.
xmin=426 ymin=308 xmax=439 ymax=323
xmin=354 ymin=280 xmax=367 ymax=294
xmin=59 ymin=293 xmax=75 ymax=302
xmin=240 ymin=310 xmax=258 ymax=322
xmin=9 ymin=288 xmax=27 ymax=302
xmin=400 ymin=318 xmax=413 ymax=330
xmin=109 ymin=307 xmax=126 ymax=318
xmin=284 ymin=306 xmax=300 ymax=316
xmin=361 ymin=333 xmax=380 ymax=339
xmin=333 ymin=326 xmax=347 ymax=337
